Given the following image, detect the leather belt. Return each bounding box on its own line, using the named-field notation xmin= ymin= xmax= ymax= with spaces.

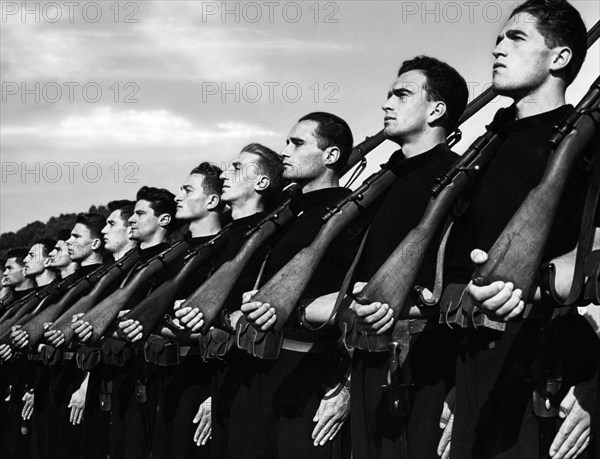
xmin=281 ymin=338 xmax=337 ymax=354
xmin=408 ymin=319 xmax=438 ymax=335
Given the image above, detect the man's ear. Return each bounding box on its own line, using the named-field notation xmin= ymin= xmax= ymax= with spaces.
xmin=207 ymin=194 xmax=220 ymax=211
xmin=254 ymin=175 xmax=271 ymax=192
xmin=158 ymin=213 xmax=172 ymax=228
xmin=91 ymin=238 xmax=103 ymax=251
xmin=550 ymin=46 xmax=572 ymax=73
xmin=428 ymin=101 xmax=447 ymax=125
xmin=323 ymin=146 xmax=341 ymax=168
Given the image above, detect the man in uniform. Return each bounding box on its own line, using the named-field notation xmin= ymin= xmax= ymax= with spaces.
xmin=102 ymin=199 xmax=138 ymax=261
xmin=440 ymin=1 xmax=598 ymax=458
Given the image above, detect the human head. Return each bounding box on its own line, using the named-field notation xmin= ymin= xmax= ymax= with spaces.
xmin=66 ymin=213 xmax=105 ymax=263
xmin=102 ymin=200 xmax=136 ymax=254
xmin=175 ymin=162 xmax=224 ymax=220
xmin=282 ymin=112 xmax=353 ymax=179
xmin=46 ymin=229 xmax=74 ymax=269
xmin=3 ymin=248 xmax=29 ymax=288
xmin=220 ymin=144 xmax=284 ymax=206
xmin=509 ymin=0 xmax=586 ymax=85
xmin=24 ymin=238 xmax=56 ymax=277
xmin=394 ymin=56 xmax=468 ymax=134
xmin=129 ymin=186 xmax=177 ymax=244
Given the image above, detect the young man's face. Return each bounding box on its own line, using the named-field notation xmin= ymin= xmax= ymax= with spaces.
xmin=492 ymin=13 xmax=556 ymax=97
xmin=66 ymin=223 xmax=99 ymax=263
xmin=280 ymin=120 xmax=327 ymax=182
xmin=382 ymin=69 xmax=434 ymax=141
xmin=175 ymin=174 xmax=214 ymax=220
xmin=24 ymin=243 xmax=48 ymax=277
xmin=102 ymin=210 xmax=130 ymax=254
xmin=128 ymin=200 xmax=163 ymax=243
xmin=47 ymin=240 xmax=72 ymax=269
xmin=220 ymin=152 xmax=265 ymax=204
xmin=2 ymin=257 xmax=27 ymax=287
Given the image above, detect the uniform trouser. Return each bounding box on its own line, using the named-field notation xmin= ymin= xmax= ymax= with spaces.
xmin=214 ymin=347 xmax=350 ymax=459
xmin=152 ymin=355 xmax=214 ymax=459
xmin=351 ymin=326 xmax=457 ymax=459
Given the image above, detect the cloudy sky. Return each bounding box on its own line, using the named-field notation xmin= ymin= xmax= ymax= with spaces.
xmin=1 ymin=0 xmax=599 ymax=233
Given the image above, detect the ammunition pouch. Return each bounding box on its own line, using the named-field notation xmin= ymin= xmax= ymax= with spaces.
xmin=41 ymin=345 xmax=63 ymax=366
xmin=144 ymin=334 xmax=179 ymax=366
xmin=100 ymin=337 xmax=133 ymax=367
xmin=198 ymin=327 xmax=234 ymax=361
xmin=99 ymin=378 xmax=112 ymax=412
xmin=236 ymin=317 xmax=283 ymax=360
xmin=76 ymin=345 xmax=102 ymax=371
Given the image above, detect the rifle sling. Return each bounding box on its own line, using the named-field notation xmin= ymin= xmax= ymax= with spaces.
xmin=540 ymin=148 xmax=600 ymax=307
xmin=303 ymin=226 xmax=371 ymax=332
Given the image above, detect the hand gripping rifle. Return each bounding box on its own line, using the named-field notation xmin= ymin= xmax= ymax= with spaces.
xmin=180 ymin=184 xmax=301 ymax=341
xmin=17 ymin=249 xmax=142 ymax=352
xmin=116 ymin=223 xmax=238 ymax=343
xmin=465 ymin=76 xmax=600 ymax=330
xmin=72 ymin=241 xmax=192 ymax=346
xmin=236 ymin=166 xmax=399 ymax=359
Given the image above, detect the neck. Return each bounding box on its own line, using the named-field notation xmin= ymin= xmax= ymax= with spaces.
xmin=80 ymin=252 xmax=103 ymax=267
xmin=14 ymin=278 xmax=35 ymax=291
xmin=140 ymin=232 xmax=168 ymax=250
xmin=60 ymin=263 xmax=79 ymax=278
xmin=35 ymin=270 xmax=57 ymax=287
xmin=513 ymin=80 xmax=566 ymax=119
xmin=298 ymin=173 xmax=339 ymax=194
xmin=113 ymin=241 xmax=137 ymax=261
xmin=229 ymin=197 xmax=264 ymax=220
xmin=394 ymin=129 xmax=447 ymax=158
xmin=188 ymin=213 xmax=222 ymax=238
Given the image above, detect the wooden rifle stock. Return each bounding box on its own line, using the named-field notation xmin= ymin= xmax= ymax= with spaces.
xmin=185 ymin=184 xmax=301 ymax=335
xmin=469 ymin=76 xmax=600 ymax=329
xmin=236 ymin=166 xmax=399 ymax=359
xmin=75 ymin=241 xmax=191 ymax=344
xmin=345 ymin=108 xmax=515 ymax=351
xmin=43 ymin=249 xmax=141 ymax=348
xmin=119 ymin=227 xmax=236 ymax=341
xmin=18 ymin=250 xmax=141 ymax=350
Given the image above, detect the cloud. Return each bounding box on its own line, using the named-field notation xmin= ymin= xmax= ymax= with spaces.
xmin=1 ymin=106 xmax=278 ymax=148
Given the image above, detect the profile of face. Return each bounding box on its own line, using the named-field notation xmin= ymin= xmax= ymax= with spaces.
xmin=280 ymin=120 xmax=328 ymax=182
xmin=46 ymin=240 xmax=72 ymax=269
xmin=23 ymin=243 xmax=48 ymax=277
xmin=2 ymin=257 xmax=27 ymax=288
xmin=175 ymin=174 xmax=216 ymax=220
xmin=128 ymin=200 xmax=164 ymax=243
xmin=102 ymin=210 xmax=130 ymax=254
xmin=492 ymin=12 xmax=562 ymax=97
xmin=66 ymin=223 xmax=100 ymax=263
xmin=220 ymin=152 xmax=269 ymax=204
xmin=382 ymin=69 xmax=437 ymax=141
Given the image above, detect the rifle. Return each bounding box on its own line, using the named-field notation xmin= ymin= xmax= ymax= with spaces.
xmin=42 ymin=250 xmax=141 ymax=349
xmin=466 ymin=76 xmax=600 ymax=330
xmin=17 ymin=249 xmax=141 ymax=351
xmin=72 ymin=241 xmax=192 ymax=345
xmin=236 ymin=165 xmax=400 ymax=359
xmin=117 ymin=225 xmax=237 ymax=342
xmin=183 ymin=184 xmax=301 ymax=335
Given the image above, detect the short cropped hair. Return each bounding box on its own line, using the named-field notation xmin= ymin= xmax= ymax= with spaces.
xmin=241 ymin=143 xmax=285 ymax=199
xmin=511 ymin=0 xmax=587 ymax=85
xmin=298 ymin=112 xmax=353 ymax=175
xmin=55 ymin=229 xmax=72 ymax=242
xmin=136 ymin=186 xmax=177 ymax=218
xmin=190 ymin=162 xmax=224 ymax=196
xmin=75 ymin=213 xmax=105 ymax=240
xmin=107 ymin=200 xmax=136 ymax=224
xmin=31 ymin=238 xmax=57 ymax=257
xmin=6 ymin=248 xmax=29 ymax=265
xmin=398 ymin=56 xmax=468 ymax=133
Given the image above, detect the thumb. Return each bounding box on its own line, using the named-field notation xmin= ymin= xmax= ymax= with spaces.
xmin=558 ymin=386 xmax=576 ymax=419
xmin=352 ymin=282 xmax=367 ymax=295
xmin=470 ymin=249 xmax=488 ymax=265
